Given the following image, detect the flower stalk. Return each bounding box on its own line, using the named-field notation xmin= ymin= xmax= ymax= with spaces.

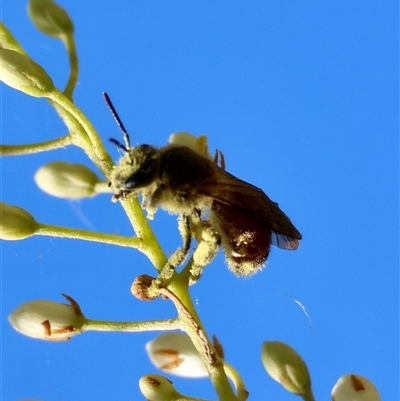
xmin=35 ymin=223 xmax=142 ymax=248
xmin=0 ymin=135 xmax=73 ymax=156
xmin=83 ymin=318 xmax=181 ymax=333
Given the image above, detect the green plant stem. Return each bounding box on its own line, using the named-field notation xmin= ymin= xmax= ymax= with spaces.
xmin=47 ymin=89 xmax=113 ymax=175
xmin=302 ymin=389 xmax=316 ymax=401
xmin=48 ymin=99 xmax=98 ymax=162
xmin=180 ymin=256 xmax=194 ymax=282
xmin=223 ymin=362 xmax=248 ymax=401
xmin=94 ymin=181 xmax=114 ymax=194
xmin=120 ymin=198 xmax=168 ymax=271
xmin=0 ymin=135 xmax=73 ymax=156
xmin=83 ymin=318 xmax=180 ymax=332
xmin=164 ymin=282 xmax=237 ymax=401
xmin=61 ymin=33 xmax=78 ymax=100
xmin=35 ymin=222 xmax=141 ymax=248
xmin=176 ymin=395 xmax=211 ymax=401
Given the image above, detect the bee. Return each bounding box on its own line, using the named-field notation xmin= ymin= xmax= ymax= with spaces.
xmin=105 ymin=93 xmax=302 ymax=276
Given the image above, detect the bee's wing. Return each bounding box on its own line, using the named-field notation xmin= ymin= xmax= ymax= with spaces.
xmin=270 ymin=232 xmax=300 ymax=250
xmin=199 ymin=169 xmax=302 ymax=250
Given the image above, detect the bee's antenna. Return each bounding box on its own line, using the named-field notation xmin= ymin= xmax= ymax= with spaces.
xmin=109 ymin=137 xmax=128 ymax=152
xmin=103 ymin=92 xmax=131 ymax=150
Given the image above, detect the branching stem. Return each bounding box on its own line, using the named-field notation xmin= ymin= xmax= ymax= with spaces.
xmin=0 ymin=135 xmax=72 ymax=155
xmin=35 ymin=223 xmax=141 ymax=249
xmin=83 ymin=318 xmax=180 ymax=333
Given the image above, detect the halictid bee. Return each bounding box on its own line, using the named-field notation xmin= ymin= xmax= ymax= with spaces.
xmin=105 ymin=93 xmax=302 ymax=276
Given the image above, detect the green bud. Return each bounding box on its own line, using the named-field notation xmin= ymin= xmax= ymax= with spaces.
xmin=27 ymin=0 xmax=74 ymax=38
xmin=0 ymin=49 xmax=54 ymax=97
xmin=139 ymin=374 xmax=178 ymax=401
xmin=0 ymin=202 xmax=38 ymax=240
xmin=0 ymin=22 xmax=27 ymax=54
xmin=261 ymin=341 xmax=313 ymax=398
xmin=34 ymin=161 xmax=104 ymax=199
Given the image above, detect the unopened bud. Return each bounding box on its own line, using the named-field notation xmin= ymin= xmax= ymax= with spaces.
xmin=27 ymin=0 xmax=74 ymax=38
xmin=169 ymin=132 xmax=212 ymax=159
xmin=139 ymin=374 xmax=178 ymax=401
xmin=34 ymin=161 xmax=105 ymax=199
xmin=261 ymin=341 xmax=313 ymax=398
xmin=0 ymin=22 xmax=27 ymax=54
xmin=131 ymin=274 xmax=158 ymax=301
xmin=146 ymin=332 xmax=208 ymax=378
xmin=0 ymin=49 xmax=54 ymax=97
xmin=0 ymin=202 xmax=38 ymax=240
xmin=8 ymin=294 xmax=86 ymax=341
xmin=331 ymin=374 xmax=381 ymax=401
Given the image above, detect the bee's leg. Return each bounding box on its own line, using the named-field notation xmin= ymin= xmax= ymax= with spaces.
xmin=213 ymin=149 xmax=225 ymax=170
xmin=152 ymin=214 xmax=192 ymax=288
xmin=190 ymin=215 xmax=221 ymax=285
xmin=171 ymin=213 xmax=192 ymax=267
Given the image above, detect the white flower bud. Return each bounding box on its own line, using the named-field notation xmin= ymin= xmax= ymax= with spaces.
xmin=27 ymin=0 xmax=74 ymax=38
xmin=146 ymin=332 xmax=208 ymax=378
xmin=0 ymin=49 xmax=54 ymax=97
xmin=139 ymin=374 xmax=178 ymax=401
xmin=0 ymin=202 xmax=38 ymax=240
xmin=34 ymin=161 xmax=105 ymax=199
xmin=8 ymin=294 xmax=86 ymax=341
xmin=169 ymin=132 xmax=212 ymax=159
xmin=331 ymin=374 xmax=381 ymax=401
xmin=261 ymin=341 xmax=313 ymax=398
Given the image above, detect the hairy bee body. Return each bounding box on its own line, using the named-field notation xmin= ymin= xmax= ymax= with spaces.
xmin=110 ymin=143 xmax=302 ymax=276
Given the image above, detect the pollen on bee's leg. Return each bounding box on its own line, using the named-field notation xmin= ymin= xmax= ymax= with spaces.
xmin=177 ymin=214 xmax=192 ymax=261
xmin=190 ymin=223 xmax=221 ymax=285
xmin=151 ymin=227 xmax=192 ymax=290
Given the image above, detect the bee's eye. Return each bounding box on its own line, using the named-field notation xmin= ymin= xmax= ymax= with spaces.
xmin=118 ymin=144 xmax=159 ymax=190
xmin=123 ymin=168 xmax=156 ymax=189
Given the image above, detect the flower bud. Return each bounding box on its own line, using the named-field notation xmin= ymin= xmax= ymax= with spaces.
xmin=0 ymin=22 xmax=27 ymax=54
xmin=139 ymin=374 xmax=178 ymax=401
xmin=146 ymin=332 xmax=208 ymax=378
xmin=0 ymin=49 xmax=54 ymax=97
xmin=0 ymin=202 xmax=38 ymax=240
xmin=8 ymin=294 xmax=85 ymax=341
xmin=331 ymin=374 xmax=381 ymax=401
xmin=34 ymin=161 xmax=104 ymax=199
xmin=131 ymin=274 xmax=158 ymax=301
xmin=27 ymin=0 xmax=74 ymax=38
xmin=261 ymin=341 xmax=313 ymax=398
xmin=169 ymin=132 xmax=212 ymax=159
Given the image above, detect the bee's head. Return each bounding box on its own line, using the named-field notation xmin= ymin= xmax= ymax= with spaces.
xmin=110 ymin=144 xmax=160 ymax=195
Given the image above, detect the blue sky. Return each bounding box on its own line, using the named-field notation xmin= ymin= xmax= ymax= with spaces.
xmin=1 ymin=1 xmax=398 ymax=400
